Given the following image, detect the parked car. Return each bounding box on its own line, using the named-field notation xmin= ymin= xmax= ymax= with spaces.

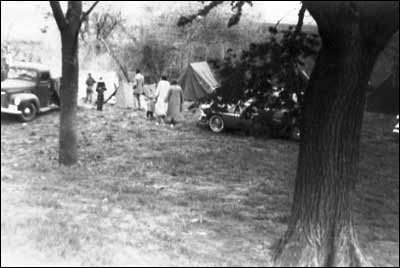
xmin=198 ymin=98 xmax=255 ymax=132
xmin=1 ymin=62 xmax=60 ymax=122
xmin=198 ymin=96 xmax=301 ymax=140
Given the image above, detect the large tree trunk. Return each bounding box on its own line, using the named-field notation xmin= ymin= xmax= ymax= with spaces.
xmin=59 ymin=32 xmax=79 ymax=165
xmin=50 ymin=1 xmax=83 ymax=166
xmin=274 ymin=39 xmax=376 ymax=268
xmin=274 ymin=2 xmax=399 ymax=266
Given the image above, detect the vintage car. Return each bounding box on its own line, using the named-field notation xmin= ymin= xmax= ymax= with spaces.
xmin=198 ymin=99 xmax=256 ymax=133
xmin=198 ymin=96 xmax=301 ymax=140
xmin=1 ymin=62 xmax=60 ymax=122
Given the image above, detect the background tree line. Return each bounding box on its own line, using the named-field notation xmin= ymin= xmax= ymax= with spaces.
xmin=78 ymin=2 xmax=318 ymax=83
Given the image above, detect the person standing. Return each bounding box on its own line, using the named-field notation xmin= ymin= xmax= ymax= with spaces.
xmin=1 ymin=56 xmax=9 ymax=81
xmin=165 ymin=80 xmax=184 ymax=127
xmin=133 ymin=69 xmax=145 ymax=110
xmin=144 ymin=84 xmax=156 ymax=120
xmin=96 ymin=77 xmax=107 ymax=111
xmin=85 ymin=73 xmax=96 ymax=104
xmin=154 ymin=76 xmax=170 ymax=124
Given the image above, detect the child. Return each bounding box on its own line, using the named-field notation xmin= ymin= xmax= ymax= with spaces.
xmin=145 ymin=84 xmax=156 ymax=119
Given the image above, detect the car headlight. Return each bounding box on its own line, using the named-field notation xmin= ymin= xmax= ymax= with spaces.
xmin=14 ymin=97 xmax=21 ymax=106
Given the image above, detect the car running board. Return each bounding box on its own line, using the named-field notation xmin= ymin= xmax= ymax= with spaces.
xmin=40 ymin=105 xmax=59 ymax=113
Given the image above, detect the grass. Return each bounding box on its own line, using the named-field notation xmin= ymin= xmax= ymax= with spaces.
xmin=1 ymin=104 xmax=398 ymax=267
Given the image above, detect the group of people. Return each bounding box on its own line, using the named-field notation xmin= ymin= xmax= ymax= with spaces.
xmin=85 ymin=73 xmax=107 ymax=111
xmin=85 ymin=69 xmax=184 ymax=126
xmin=132 ymin=69 xmax=184 ymax=126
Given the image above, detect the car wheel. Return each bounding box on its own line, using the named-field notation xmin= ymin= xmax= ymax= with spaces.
xmin=290 ymin=126 xmax=301 ymax=141
xmin=209 ymin=115 xmax=225 ymax=133
xmin=19 ymin=102 xmax=37 ymax=122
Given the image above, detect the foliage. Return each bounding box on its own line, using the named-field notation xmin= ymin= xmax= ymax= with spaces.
xmin=1 ymin=41 xmax=43 ymax=63
xmin=81 ymin=3 xmax=270 ymax=83
xmin=139 ymin=38 xmax=180 ymax=81
xmin=208 ymin=26 xmax=319 ymax=105
xmin=80 ymin=7 xmax=179 ymax=82
xmin=177 ymin=1 xmax=319 ymax=106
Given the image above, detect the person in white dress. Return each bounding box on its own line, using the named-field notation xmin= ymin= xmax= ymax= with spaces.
xmin=165 ymin=80 xmax=184 ymax=127
xmin=155 ymin=76 xmax=170 ymax=123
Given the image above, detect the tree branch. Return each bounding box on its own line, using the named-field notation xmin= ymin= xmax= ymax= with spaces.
xmin=71 ymin=1 xmax=100 ymax=55
xmin=100 ymin=38 xmax=130 ymax=82
xmin=294 ymin=4 xmax=306 ymax=36
xmin=228 ymin=1 xmax=252 ymax=27
xmin=120 ymin=24 xmax=138 ymax=44
xmin=77 ymin=1 xmax=100 ymax=36
xmin=49 ymin=1 xmax=68 ymax=31
xmin=82 ymin=1 xmax=100 ymax=23
xmin=177 ymin=1 xmax=224 ymax=26
xmin=177 ymin=1 xmax=252 ymax=28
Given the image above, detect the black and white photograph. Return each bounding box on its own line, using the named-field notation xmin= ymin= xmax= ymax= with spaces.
xmin=1 ymin=1 xmax=399 ymax=267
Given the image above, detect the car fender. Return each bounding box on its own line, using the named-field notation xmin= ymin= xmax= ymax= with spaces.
xmin=10 ymin=93 xmax=40 ymax=109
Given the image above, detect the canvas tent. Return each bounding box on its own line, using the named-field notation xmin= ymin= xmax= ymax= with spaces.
xmin=179 ymin=62 xmax=220 ymax=101
xmin=115 ymin=82 xmax=156 ymax=109
xmin=116 ymin=81 xmax=134 ymax=108
xmin=367 ymin=73 xmax=399 ymax=115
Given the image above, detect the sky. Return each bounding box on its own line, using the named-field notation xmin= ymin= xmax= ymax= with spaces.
xmin=1 ymin=1 xmax=315 ymax=42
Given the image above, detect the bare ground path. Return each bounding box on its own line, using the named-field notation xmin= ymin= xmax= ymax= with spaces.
xmin=1 ymin=107 xmax=398 ymax=267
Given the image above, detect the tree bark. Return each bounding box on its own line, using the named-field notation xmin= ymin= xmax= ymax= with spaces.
xmin=59 ymin=31 xmax=79 ymax=165
xmin=273 ymin=2 xmax=399 ymax=266
xmin=274 ymin=42 xmax=375 ymax=268
xmin=51 ymin=1 xmax=83 ymax=166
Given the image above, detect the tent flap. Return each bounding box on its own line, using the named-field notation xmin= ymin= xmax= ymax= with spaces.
xmin=179 ymin=62 xmax=219 ymax=101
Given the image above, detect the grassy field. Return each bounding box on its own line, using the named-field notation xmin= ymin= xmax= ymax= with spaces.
xmin=1 ymin=104 xmax=398 ymax=267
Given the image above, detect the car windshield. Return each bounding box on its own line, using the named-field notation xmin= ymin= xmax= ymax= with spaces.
xmin=233 ymin=99 xmax=257 ymax=114
xmin=7 ymin=67 xmax=38 ymax=81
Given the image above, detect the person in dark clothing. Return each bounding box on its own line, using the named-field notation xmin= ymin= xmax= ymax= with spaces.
xmin=96 ymin=77 xmax=107 ymax=111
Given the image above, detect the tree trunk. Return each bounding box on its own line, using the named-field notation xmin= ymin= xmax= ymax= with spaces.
xmin=59 ymin=32 xmax=79 ymax=165
xmin=100 ymin=38 xmax=130 ymax=82
xmin=274 ymin=43 xmax=375 ymax=268
xmin=50 ymin=1 xmax=83 ymax=166
xmin=273 ymin=2 xmax=399 ymax=266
